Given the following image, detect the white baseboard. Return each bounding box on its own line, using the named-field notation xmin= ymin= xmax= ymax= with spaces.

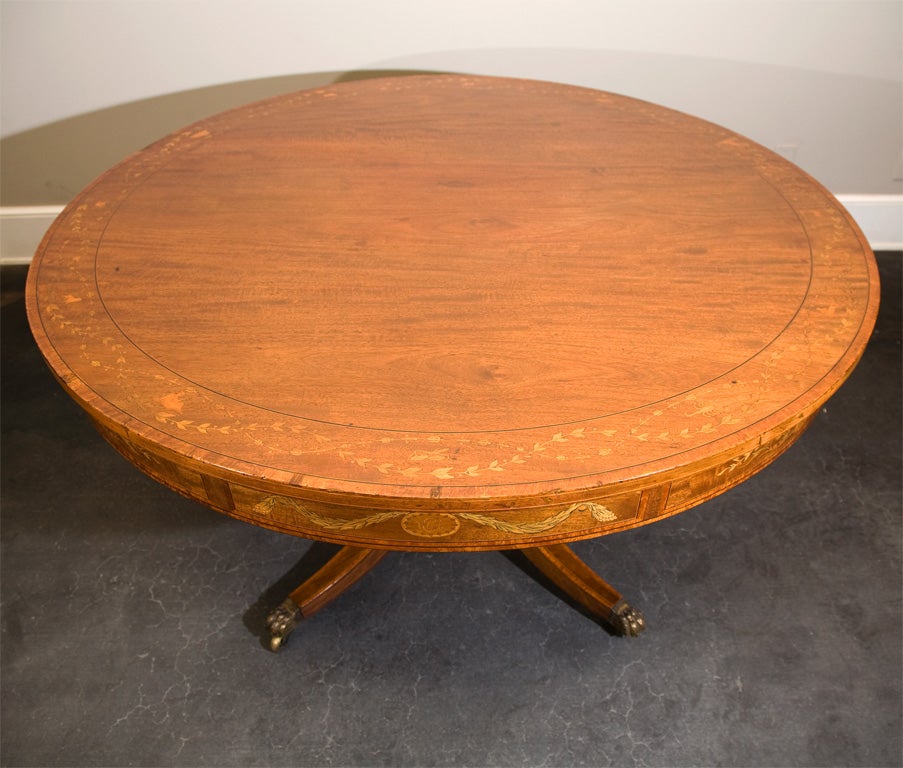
xmin=835 ymin=194 xmax=903 ymax=251
xmin=1 ymin=206 xmax=65 ymax=265
xmin=1 ymin=196 xmax=901 ymax=266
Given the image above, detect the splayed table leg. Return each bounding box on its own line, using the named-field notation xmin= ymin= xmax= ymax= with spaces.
xmin=521 ymin=543 xmax=646 ymax=636
xmin=265 ymin=546 xmax=386 ymax=651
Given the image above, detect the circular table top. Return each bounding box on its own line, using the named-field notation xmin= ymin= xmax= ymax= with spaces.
xmin=27 ymin=75 xmax=879 ymax=549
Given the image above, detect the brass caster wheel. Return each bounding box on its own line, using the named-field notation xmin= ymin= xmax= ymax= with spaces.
xmin=265 ymin=598 xmax=302 ymax=652
xmin=609 ymin=601 xmax=646 ymax=637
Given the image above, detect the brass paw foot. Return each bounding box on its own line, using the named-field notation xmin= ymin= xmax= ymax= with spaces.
xmin=610 ymin=600 xmax=646 ymax=637
xmin=265 ymin=598 xmax=302 ymax=652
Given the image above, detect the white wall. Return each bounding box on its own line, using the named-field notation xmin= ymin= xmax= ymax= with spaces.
xmin=3 ymin=0 xmax=901 ymax=133
xmin=1 ymin=0 xmax=901 ymax=220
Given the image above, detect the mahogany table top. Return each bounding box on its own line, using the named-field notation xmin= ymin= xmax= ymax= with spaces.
xmin=27 ymin=75 xmax=879 ymax=551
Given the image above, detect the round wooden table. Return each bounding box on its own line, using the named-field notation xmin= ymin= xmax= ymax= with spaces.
xmin=27 ymin=75 xmax=879 ymax=650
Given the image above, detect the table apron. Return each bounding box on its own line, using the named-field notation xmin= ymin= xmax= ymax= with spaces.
xmin=88 ymin=412 xmax=815 ymax=552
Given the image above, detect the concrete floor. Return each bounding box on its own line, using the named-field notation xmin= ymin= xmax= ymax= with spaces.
xmin=2 ymin=255 xmax=900 ymax=767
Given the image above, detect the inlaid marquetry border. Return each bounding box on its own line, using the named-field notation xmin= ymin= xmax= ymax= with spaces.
xmin=252 ymin=496 xmax=618 ymax=539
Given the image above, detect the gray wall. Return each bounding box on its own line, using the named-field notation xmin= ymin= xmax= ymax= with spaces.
xmin=2 ymin=0 xmax=901 ymax=206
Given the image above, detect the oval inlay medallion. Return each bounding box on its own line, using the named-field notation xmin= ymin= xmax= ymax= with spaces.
xmin=401 ymin=513 xmax=461 ymax=538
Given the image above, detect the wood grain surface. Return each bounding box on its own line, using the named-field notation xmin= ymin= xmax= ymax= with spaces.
xmin=26 ymin=75 xmax=879 ymax=551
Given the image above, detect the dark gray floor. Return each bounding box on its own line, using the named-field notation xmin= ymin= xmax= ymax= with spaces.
xmin=2 ymin=256 xmax=901 ymax=768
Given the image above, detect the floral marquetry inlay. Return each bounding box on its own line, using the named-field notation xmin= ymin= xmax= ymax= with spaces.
xmin=253 ymin=496 xmax=621 ymax=540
